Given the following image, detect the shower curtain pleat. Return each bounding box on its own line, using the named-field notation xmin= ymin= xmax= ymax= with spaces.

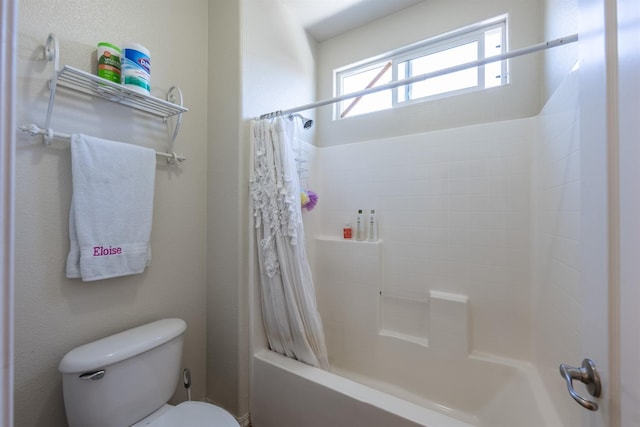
xmin=250 ymin=117 xmax=330 ymax=370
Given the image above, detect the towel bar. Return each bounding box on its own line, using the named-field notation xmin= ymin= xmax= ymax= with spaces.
xmin=20 ymin=124 xmax=186 ymax=165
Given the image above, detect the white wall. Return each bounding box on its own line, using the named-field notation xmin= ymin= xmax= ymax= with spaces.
xmin=316 ymin=0 xmax=542 ymax=146
xmin=15 ymin=1 xmax=209 ymax=425
xmin=543 ymin=0 xmax=579 ymax=102
xmin=240 ymin=0 xmax=318 ymax=420
xmin=206 ymin=0 xmax=247 ymax=418
xmin=242 ymin=1 xmax=317 ymax=120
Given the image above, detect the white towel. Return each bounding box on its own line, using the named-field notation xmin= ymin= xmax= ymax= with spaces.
xmin=66 ymin=134 xmax=156 ymax=281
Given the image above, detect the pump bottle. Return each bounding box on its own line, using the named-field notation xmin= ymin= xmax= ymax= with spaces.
xmin=355 ymin=210 xmax=365 ymax=241
xmin=368 ymin=209 xmax=378 ymax=242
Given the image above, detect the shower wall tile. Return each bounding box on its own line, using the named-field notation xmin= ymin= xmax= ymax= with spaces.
xmin=379 ymin=294 xmax=429 ymax=344
xmin=429 ymin=291 xmax=469 ymax=355
xmin=314 ymin=237 xmax=382 ymax=368
xmin=314 ymin=118 xmax=534 ymax=361
xmin=531 ymin=70 xmax=581 ymax=427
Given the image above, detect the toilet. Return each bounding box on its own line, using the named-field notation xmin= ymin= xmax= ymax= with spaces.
xmin=58 ymin=318 xmax=240 ymax=427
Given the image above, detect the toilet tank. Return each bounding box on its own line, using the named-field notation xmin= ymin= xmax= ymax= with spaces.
xmin=58 ymin=318 xmax=187 ymax=427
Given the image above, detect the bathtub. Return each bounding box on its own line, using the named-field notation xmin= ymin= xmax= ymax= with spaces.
xmin=250 ymin=348 xmax=562 ymax=427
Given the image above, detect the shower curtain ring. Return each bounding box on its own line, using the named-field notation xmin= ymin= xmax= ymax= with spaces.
xmin=44 ymin=128 xmax=54 ymax=145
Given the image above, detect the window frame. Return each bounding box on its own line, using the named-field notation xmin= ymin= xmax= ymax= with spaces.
xmin=334 ymin=16 xmax=508 ymax=119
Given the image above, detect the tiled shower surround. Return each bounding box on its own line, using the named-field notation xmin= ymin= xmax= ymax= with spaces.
xmin=307 ymin=71 xmax=581 ymax=425
xmin=314 ymin=117 xmax=534 ymax=362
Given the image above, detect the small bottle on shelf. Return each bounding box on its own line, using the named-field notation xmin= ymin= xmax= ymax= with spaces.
xmin=343 ymin=223 xmax=353 ymax=239
xmin=368 ymin=209 xmax=378 ymax=242
xmin=355 ymin=209 xmax=365 ymax=241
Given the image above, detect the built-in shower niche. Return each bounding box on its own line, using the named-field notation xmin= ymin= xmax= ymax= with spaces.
xmin=379 ymin=290 xmax=469 ymax=355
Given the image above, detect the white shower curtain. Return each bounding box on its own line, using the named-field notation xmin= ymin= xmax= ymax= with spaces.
xmin=250 ymin=117 xmax=329 ymax=370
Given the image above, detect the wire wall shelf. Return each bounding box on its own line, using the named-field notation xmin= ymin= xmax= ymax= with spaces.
xmin=20 ymin=33 xmax=187 ymax=161
xmin=55 ymin=65 xmax=188 ymax=119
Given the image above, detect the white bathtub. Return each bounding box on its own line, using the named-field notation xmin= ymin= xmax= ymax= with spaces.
xmin=250 ymin=349 xmax=562 ymax=427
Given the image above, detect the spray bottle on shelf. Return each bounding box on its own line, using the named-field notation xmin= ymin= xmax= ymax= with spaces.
xmin=355 ymin=209 xmax=365 ymax=241
xmin=368 ymin=209 xmax=378 ymax=242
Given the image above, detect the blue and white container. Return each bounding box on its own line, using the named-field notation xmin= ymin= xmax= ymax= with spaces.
xmin=121 ymin=42 xmax=151 ymax=95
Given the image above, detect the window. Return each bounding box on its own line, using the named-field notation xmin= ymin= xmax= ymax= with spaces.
xmin=335 ymin=17 xmax=507 ymax=119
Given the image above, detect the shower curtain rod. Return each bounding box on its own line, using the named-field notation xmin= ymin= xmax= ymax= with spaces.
xmin=262 ymin=33 xmax=578 ymax=118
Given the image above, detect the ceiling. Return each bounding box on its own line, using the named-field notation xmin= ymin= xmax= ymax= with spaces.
xmin=280 ymin=0 xmax=425 ymax=41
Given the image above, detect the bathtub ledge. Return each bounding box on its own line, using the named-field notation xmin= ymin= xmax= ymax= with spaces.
xmin=254 ymin=349 xmax=476 ymax=427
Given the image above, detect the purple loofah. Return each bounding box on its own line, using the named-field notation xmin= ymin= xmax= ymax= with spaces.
xmin=303 ymin=190 xmax=318 ymax=211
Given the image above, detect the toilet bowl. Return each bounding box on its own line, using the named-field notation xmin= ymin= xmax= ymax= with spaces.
xmin=132 ymin=401 xmax=239 ymax=427
xmin=58 ymin=318 xmax=240 ymax=427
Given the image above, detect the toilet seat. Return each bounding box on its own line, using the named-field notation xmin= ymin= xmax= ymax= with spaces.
xmin=137 ymin=401 xmax=240 ymax=427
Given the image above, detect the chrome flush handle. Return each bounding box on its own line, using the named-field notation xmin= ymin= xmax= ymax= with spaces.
xmin=79 ymin=369 xmax=105 ymax=381
xmin=559 ymin=359 xmax=601 ymax=411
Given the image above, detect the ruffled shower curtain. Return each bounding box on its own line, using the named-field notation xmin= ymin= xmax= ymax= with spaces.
xmin=250 ymin=117 xmax=329 ymax=370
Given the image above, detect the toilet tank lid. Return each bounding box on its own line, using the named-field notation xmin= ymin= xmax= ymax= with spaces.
xmin=58 ymin=318 xmax=187 ymax=374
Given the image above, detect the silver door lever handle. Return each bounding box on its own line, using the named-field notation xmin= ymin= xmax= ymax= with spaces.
xmin=559 ymin=359 xmax=601 ymax=411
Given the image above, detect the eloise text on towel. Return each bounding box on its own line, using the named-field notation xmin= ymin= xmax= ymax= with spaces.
xmin=66 ymin=133 xmax=156 ymax=281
